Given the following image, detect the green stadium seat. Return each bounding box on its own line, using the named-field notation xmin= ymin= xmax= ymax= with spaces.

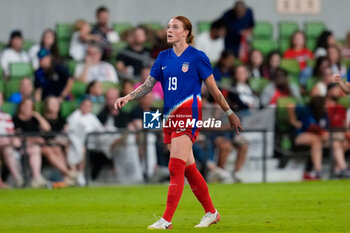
xmin=253 ymin=21 xmax=273 ymax=39
xmin=57 ymin=41 xmax=70 ymax=58
xmin=0 ymin=79 xmax=3 ymax=92
xmin=71 ymin=81 xmax=88 ymax=98
xmin=56 ymin=23 xmax=74 ymax=40
xmin=219 ymin=77 xmax=233 ymax=86
xmin=121 ymin=101 xmax=137 ymax=114
xmin=341 ymin=59 xmax=350 ymax=69
xmin=4 ymin=80 xmax=21 ymax=99
xmin=305 ymin=21 xmax=325 ymax=40
xmin=306 ymin=77 xmax=319 ymax=93
xmin=198 ymin=21 xmax=211 ymax=33
xmin=338 ymin=96 xmax=350 ymax=108
xmin=249 ymin=78 xmax=270 ymax=94
xmin=280 ymin=59 xmax=300 ymax=77
xmin=276 ymin=97 xmax=297 ymax=132
xmin=0 ymin=41 xmax=6 ymax=51
xmin=101 ymin=81 xmax=119 ymax=93
xmin=252 ymin=39 xmax=277 ymax=56
xmin=34 ymin=101 xmax=44 ymax=114
xmin=306 ymin=39 xmax=317 ymax=51
xmin=1 ymin=102 xmax=17 ymax=116
xmin=279 ymin=39 xmax=290 ymax=54
xmin=143 ymin=22 xmax=164 ymax=31
xmin=279 ymin=21 xmax=299 ymax=40
xmin=152 ymin=100 xmax=164 ymax=109
xmin=61 ymin=101 xmax=79 ymax=118
xmin=92 ymin=103 xmax=104 ymax=114
xmin=112 ymin=41 xmax=128 ymax=57
xmin=113 ymin=22 xmax=133 ymax=35
xmin=9 ymin=62 xmax=33 ymax=80
xmin=23 ymin=40 xmax=35 ymax=52
xmin=66 ymin=59 xmax=78 ymax=76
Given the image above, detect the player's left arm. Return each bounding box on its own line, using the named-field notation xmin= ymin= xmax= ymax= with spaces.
xmin=204 ymin=75 xmax=244 ymax=134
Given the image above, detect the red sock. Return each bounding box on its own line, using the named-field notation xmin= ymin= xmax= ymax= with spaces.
xmin=162 ymin=158 xmax=186 ymax=222
xmin=185 ymin=163 xmax=216 ymax=214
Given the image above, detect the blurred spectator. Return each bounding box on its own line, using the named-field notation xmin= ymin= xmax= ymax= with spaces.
xmin=13 ymin=98 xmax=49 ymax=188
xmin=327 ymin=45 xmax=346 ymax=78
xmin=29 ymin=29 xmax=59 ymax=70
xmin=262 ymin=51 xmax=281 ymax=80
xmin=299 ymin=56 xmax=330 ymax=87
xmin=287 ymin=96 xmax=348 ymax=179
xmin=91 ymin=6 xmax=120 ymax=60
xmin=0 ymin=91 xmax=23 ymax=188
xmin=314 ymin=30 xmax=336 ymax=58
xmin=121 ymin=80 xmax=135 ymax=96
xmin=34 ymin=48 xmax=73 ymax=101
xmin=213 ymin=50 xmax=235 ymax=82
xmin=260 ymin=68 xmax=301 ymax=107
xmin=0 ymin=30 xmax=30 ymax=78
xmin=67 ymin=98 xmax=104 ymax=186
xmin=232 ymin=65 xmax=259 ymax=108
xmin=116 ymin=26 xmax=151 ymax=78
xmin=283 ymin=31 xmax=313 ymax=70
xmin=81 ymin=81 xmax=105 ymax=103
xmin=97 ymin=89 xmax=143 ymax=183
xmin=134 ymin=66 xmax=163 ymax=100
xmin=69 ymin=19 xmax=101 ymax=61
xmin=151 ymin=28 xmax=171 ymax=59
xmin=8 ymin=78 xmax=33 ymax=104
xmin=219 ymin=1 xmax=255 ymax=60
xmin=340 ymin=31 xmax=350 ymax=59
xmin=247 ymin=49 xmax=264 ymax=78
xmin=74 ymin=44 xmax=118 ymax=83
xmin=41 ymin=96 xmax=76 ymax=184
xmin=310 ymin=67 xmax=334 ymax=97
xmin=195 ymin=19 xmax=226 ymax=63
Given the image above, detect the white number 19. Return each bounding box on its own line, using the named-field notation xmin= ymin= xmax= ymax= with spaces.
xmin=168 ymin=77 xmax=177 ymax=90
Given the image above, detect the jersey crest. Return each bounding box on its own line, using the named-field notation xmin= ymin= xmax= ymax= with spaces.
xmin=182 ymin=62 xmax=189 ymax=73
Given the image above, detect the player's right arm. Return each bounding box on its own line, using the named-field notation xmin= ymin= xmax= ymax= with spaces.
xmin=333 ymin=74 xmax=350 ymax=94
xmin=114 ymin=76 xmax=157 ymax=109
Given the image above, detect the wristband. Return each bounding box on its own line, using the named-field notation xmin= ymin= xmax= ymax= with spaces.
xmin=226 ymin=109 xmax=234 ymax=116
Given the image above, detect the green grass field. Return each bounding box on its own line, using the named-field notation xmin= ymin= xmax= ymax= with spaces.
xmin=0 ymin=180 xmax=349 ymax=233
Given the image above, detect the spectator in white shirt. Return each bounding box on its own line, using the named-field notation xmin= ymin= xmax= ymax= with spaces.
xmin=195 ymin=19 xmax=226 ymax=63
xmin=1 ymin=30 xmax=30 ymax=79
xmin=74 ymin=44 xmax=118 ymax=83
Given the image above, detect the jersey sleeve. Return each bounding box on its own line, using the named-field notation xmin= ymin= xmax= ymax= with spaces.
xmin=150 ymin=53 xmax=163 ymax=81
xmin=197 ymin=52 xmax=213 ymax=80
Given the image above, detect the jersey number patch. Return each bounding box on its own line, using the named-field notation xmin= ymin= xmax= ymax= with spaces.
xmin=168 ymin=77 xmax=177 ymax=91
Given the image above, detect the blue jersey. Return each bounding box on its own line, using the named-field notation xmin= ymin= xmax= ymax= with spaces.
xmin=150 ymin=46 xmax=213 ymax=120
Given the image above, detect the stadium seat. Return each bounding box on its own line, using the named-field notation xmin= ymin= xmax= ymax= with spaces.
xmin=305 ymin=21 xmax=325 ymax=40
xmin=0 ymin=41 xmax=5 ymax=51
xmin=113 ymin=22 xmax=133 ymax=35
xmin=1 ymin=102 xmax=17 ymax=116
xmin=61 ymin=101 xmax=79 ymax=118
xmin=34 ymin=101 xmax=44 ymax=114
xmin=143 ymin=22 xmax=164 ymax=31
xmin=276 ymin=97 xmax=297 ymax=132
xmin=23 ymin=40 xmax=35 ymax=52
xmin=252 ymin=39 xmax=277 ymax=56
xmin=66 ymin=59 xmax=78 ymax=76
xmin=112 ymin=41 xmax=128 ymax=57
xmin=338 ymin=96 xmax=350 ymax=108
xmin=280 ymin=59 xmax=300 ymax=78
xmin=92 ymin=103 xmax=104 ymax=114
xmin=279 ymin=21 xmax=299 ymax=40
xmin=219 ymin=77 xmax=233 ymax=86
xmin=306 ymin=77 xmax=319 ymax=93
xmin=306 ymin=39 xmax=317 ymax=51
xmin=4 ymin=80 xmax=21 ymax=99
xmin=9 ymin=62 xmax=33 ymax=80
xmin=249 ymin=78 xmax=270 ymax=94
xmin=152 ymin=100 xmax=164 ymax=109
xmin=121 ymin=101 xmax=137 ymax=114
xmin=57 ymin=40 xmax=70 ymax=58
xmin=71 ymin=81 xmax=88 ymax=98
xmin=341 ymin=59 xmax=350 ymax=69
xmin=101 ymin=81 xmax=119 ymax=93
xmin=197 ymin=21 xmax=211 ymax=33
xmin=253 ymin=21 xmax=273 ymax=39
xmin=56 ymin=23 xmax=74 ymax=40
xmin=279 ymin=39 xmax=290 ymax=54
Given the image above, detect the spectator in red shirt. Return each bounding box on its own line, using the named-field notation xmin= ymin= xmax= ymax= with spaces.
xmin=283 ymin=31 xmax=313 ymax=70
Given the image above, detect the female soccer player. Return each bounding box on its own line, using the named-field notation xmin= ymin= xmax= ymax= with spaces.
xmin=115 ymin=16 xmax=243 ymax=229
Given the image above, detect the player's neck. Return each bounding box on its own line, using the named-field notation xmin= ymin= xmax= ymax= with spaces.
xmin=172 ymin=41 xmax=189 ymax=57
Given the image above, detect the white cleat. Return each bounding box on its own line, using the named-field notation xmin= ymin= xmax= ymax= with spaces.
xmin=147 ymin=217 xmax=173 ymax=230
xmin=194 ymin=210 xmax=221 ymax=228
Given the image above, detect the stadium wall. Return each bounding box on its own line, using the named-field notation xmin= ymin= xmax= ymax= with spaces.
xmin=0 ymin=0 xmax=349 ymax=42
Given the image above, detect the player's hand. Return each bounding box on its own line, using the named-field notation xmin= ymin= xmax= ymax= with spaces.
xmin=332 ymin=74 xmax=342 ymax=83
xmin=228 ymin=113 xmax=244 ymax=134
xmin=114 ymin=95 xmax=130 ymax=109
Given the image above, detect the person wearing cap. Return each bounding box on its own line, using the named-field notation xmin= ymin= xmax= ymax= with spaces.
xmin=0 ymin=30 xmax=30 ymax=78
xmin=34 ymin=48 xmax=73 ymax=102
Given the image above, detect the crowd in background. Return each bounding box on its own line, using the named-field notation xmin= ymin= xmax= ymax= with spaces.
xmin=1 ymin=1 xmax=350 ymax=189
